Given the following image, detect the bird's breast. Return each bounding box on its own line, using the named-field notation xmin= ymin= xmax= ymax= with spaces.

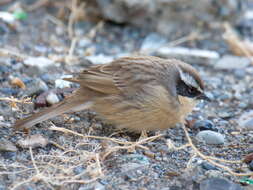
xmin=92 ymin=86 xmax=196 ymax=132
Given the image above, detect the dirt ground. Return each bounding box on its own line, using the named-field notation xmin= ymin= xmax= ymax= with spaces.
xmin=1 ymin=1 xmax=253 ymax=190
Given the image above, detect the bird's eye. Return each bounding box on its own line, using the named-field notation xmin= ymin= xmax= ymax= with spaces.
xmin=188 ymin=88 xmax=194 ymax=93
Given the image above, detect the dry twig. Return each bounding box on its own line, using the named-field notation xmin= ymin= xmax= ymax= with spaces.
xmin=49 ymin=125 xmax=162 ymax=157
xmin=0 ymin=97 xmax=32 ymax=105
xmin=67 ymin=0 xmax=86 ymax=38
xmin=223 ymin=22 xmax=253 ymax=64
xmin=167 ymin=32 xmax=205 ymax=47
xmin=181 ymin=124 xmax=253 ymax=177
xmin=0 ymin=48 xmax=28 ymax=61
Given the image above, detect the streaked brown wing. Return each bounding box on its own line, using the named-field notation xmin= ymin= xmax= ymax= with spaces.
xmin=64 ymin=64 xmax=119 ymax=94
xmin=64 ymin=56 xmax=160 ymax=96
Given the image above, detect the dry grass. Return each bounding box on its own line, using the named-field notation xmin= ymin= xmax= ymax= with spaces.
xmin=223 ymin=22 xmax=253 ymax=64
xmin=0 ymin=121 xmax=162 ymax=189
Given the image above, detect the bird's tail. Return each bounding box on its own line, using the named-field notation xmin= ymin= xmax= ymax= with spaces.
xmin=14 ymin=92 xmax=92 ymax=130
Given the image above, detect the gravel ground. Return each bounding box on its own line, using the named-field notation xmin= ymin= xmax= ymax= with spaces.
xmin=1 ymin=1 xmax=253 ymax=190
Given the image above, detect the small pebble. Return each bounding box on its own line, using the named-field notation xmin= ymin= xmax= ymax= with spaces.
xmin=73 ymin=166 xmax=85 ymax=175
xmin=218 ymin=111 xmax=233 ymax=119
xmin=26 ymin=79 xmax=48 ymax=96
xmin=234 ymin=69 xmax=246 ymax=79
xmin=196 ymin=130 xmax=225 ymax=145
xmin=55 ymin=78 xmax=71 ymax=89
xmin=46 ymin=92 xmax=60 ymax=105
xmin=0 ymin=139 xmax=18 ymax=152
xmin=123 ymin=154 xmax=149 ymax=164
xmin=86 ymin=54 xmax=114 ymax=64
xmin=201 ymin=162 xmax=218 ymax=171
xmin=218 ymin=93 xmax=232 ymax=101
xmin=40 ymin=73 xmax=56 ymax=83
xmin=193 ymin=120 xmax=216 ymax=131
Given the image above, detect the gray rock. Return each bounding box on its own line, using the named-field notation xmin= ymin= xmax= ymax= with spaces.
xmin=218 ymin=110 xmax=234 ymax=119
xmin=24 ymin=56 xmax=57 ymax=70
xmin=193 ymin=120 xmax=216 ymax=131
xmin=215 ymin=55 xmax=250 ymax=70
xmin=46 ymin=92 xmax=60 ymax=105
xmin=200 ymin=178 xmax=244 ymax=190
xmin=140 ymin=33 xmax=167 ymax=53
xmin=201 ymin=162 xmax=218 ymax=171
xmin=237 ymin=110 xmax=253 ymax=131
xmin=27 ymin=79 xmax=48 ymax=96
xmin=84 ymin=0 xmax=244 ymax=35
xmin=156 ymin=46 xmax=220 ymax=65
xmin=0 ymin=139 xmax=17 ymax=152
xmin=196 ymin=130 xmax=225 ymax=145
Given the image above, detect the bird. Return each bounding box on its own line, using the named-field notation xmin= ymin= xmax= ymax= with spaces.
xmin=14 ymin=56 xmax=208 ymax=132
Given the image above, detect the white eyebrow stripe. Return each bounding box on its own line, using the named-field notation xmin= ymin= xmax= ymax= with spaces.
xmin=179 ymin=69 xmax=199 ymax=89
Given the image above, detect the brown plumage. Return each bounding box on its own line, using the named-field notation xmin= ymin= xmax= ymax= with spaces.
xmin=14 ymin=56 xmax=207 ymax=132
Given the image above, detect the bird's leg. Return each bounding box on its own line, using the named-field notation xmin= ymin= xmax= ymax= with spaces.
xmin=139 ymin=130 xmax=148 ymax=140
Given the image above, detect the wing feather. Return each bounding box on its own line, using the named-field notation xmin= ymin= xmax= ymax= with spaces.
xmin=64 ymin=56 xmax=164 ymax=96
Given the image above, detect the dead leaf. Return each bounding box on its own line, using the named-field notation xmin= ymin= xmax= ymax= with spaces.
xmin=11 ymin=77 xmax=26 ymax=89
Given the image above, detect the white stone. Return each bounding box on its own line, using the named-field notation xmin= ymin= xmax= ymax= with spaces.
xmin=24 ymin=56 xmax=57 ymax=69
xmin=157 ymin=47 xmax=220 ymax=59
xmin=55 ymin=75 xmax=72 ymax=89
xmin=86 ymin=54 xmax=114 ymax=64
xmin=196 ymin=130 xmax=225 ymax=145
xmin=46 ymin=92 xmax=59 ymax=105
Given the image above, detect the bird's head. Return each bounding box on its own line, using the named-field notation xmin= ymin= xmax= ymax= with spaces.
xmin=175 ymin=61 xmax=209 ymax=101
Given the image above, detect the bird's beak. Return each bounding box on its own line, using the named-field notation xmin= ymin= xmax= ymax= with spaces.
xmin=196 ymin=92 xmax=211 ymax=101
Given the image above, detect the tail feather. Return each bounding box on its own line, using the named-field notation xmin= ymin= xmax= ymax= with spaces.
xmin=14 ymin=95 xmax=92 ymax=130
